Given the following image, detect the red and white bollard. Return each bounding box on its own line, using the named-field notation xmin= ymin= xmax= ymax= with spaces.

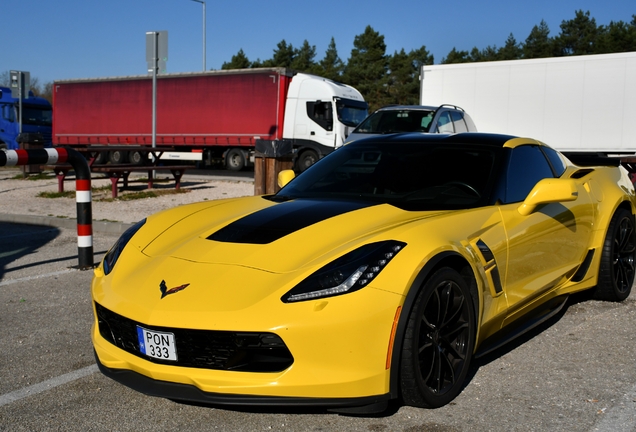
xmin=1 ymin=147 xmax=93 ymax=269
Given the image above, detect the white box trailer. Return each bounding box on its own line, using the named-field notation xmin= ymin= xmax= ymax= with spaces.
xmin=420 ymin=52 xmax=636 ymax=154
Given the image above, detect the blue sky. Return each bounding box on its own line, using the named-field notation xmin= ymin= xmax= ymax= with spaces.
xmin=4 ymin=0 xmax=634 ymax=84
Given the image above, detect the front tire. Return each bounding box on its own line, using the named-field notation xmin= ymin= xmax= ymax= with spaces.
xmin=593 ymin=208 xmax=635 ymax=301
xmin=296 ymin=150 xmax=319 ymax=172
xmin=400 ymin=267 xmax=476 ymax=408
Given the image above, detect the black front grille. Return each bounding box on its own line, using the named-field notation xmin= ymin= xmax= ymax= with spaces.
xmin=95 ymin=302 xmax=294 ymax=373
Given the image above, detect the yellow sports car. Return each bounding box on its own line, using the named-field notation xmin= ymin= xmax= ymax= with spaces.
xmin=91 ymin=133 xmax=636 ymax=413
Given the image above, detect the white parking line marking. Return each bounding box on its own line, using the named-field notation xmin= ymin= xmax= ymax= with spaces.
xmin=0 ymin=269 xmax=76 ymax=287
xmin=0 ymin=364 xmax=98 ymax=407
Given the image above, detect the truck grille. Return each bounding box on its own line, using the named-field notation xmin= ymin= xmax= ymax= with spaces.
xmin=95 ymin=302 xmax=294 ymax=372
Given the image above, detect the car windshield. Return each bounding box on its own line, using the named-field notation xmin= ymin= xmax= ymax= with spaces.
xmin=353 ymin=109 xmax=434 ymax=134
xmin=273 ymin=141 xmax=501 ymax=211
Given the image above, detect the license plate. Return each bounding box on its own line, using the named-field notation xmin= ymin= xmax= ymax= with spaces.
xmin=137 ymin=326 xmax=177 ymax=361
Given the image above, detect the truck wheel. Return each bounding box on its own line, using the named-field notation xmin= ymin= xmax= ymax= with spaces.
xmin=129 ymin=151 xmax=144 ymax=165
xmin=296 ymin=150 xmax=319 ymax=172
xmin=109 ymin=150 xmax=128 ymax=164
xmin=225 ymin=148 xmax=245 ymax=171
xmin=93 ymin=151 xmax=108 ymax=165
xmin=593 ymin=208 xmax=636 ymax=301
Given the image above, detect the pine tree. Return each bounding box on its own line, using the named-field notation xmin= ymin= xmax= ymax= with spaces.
xmin=317 ymin=37 xmax=345 ymax=81
xmin=291 ymin=40 xmax=317 ymax=72
xmin=555 ymin=10 xmax=599 ymax=55
xmin=442 ymin=48 xmax=470 ymax=64
xmin=498 ymin=33 xmax=522 ymax=60
xmin=221 ymin=49 xmax=252 ymax=70
xmin=523 ymin=20 xmax=555 ymax=58
xmin=343 ymin=26 xmax=388 ymax=111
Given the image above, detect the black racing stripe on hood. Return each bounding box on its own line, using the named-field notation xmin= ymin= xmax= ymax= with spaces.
xmin=208 ymin=199 xmax=376 ymax=244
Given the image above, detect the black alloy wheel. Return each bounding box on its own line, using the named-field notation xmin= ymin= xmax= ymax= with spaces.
xmin=400 ymin=267 xmax=476 ymax=408
xmin=594 ymin=208 xmax=636 ymax=301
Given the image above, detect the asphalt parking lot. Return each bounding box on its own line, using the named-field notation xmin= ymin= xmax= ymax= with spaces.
xmin=1 ymin=219 xmax=636 ymax=432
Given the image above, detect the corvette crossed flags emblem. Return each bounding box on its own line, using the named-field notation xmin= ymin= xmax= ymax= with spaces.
xmin=159 ymin=280 xmax=190 ymax=299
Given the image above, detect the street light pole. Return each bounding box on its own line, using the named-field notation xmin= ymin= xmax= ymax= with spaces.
xmin=191 ymin=0 xmax=206 ymax=71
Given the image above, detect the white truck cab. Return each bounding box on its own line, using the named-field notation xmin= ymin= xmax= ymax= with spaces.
xmin=283 ymin=73 xmax=368 ymax=171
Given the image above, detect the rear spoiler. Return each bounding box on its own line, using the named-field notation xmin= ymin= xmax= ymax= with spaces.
xmin=562 ymin=152 xmax=636 ymax=174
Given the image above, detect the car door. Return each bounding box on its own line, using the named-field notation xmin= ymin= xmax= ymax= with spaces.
xmin=497 ymin=145 xmax=594 ymax=311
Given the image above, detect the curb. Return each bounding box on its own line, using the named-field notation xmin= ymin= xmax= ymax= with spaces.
xmin=0 ymin=213 xmax=134 ymax=235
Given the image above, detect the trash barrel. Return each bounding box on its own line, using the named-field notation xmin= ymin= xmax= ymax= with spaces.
xmin=254 ymin=139 xmax=294 ymax=195
xmin=18 ymin=132 xmax=45 ymax=175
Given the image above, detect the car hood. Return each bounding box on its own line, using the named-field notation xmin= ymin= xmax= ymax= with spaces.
xmin=139 ymin=196 xmax=442 ymax=274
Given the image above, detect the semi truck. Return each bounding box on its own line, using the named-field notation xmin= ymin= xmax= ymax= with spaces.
xmin=419 ymin=52 xmax=636 ymax=154
xmin=0 ymin=86 xmax=52 ymax=150
xmin=52 ymin=68 xmax=368 ymax=171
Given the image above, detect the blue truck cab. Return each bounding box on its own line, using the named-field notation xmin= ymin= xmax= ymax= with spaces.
xmin=0 ymin=86 xmax=52 ymax=150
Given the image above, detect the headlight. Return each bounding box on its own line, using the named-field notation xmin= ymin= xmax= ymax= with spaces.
xmin=281 ymin=240 xmax=406 ymax=303
xmin=102 ymin=219 xmax=146 ymax=275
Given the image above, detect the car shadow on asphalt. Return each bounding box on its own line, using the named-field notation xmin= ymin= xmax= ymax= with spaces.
xmin=466 ymin=290 xmax=596 ymax=381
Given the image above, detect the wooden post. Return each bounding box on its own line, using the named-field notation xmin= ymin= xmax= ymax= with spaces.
xmin=254 ymin=140 xmax=294 ymax=195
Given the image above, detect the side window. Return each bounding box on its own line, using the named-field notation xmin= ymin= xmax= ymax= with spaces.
xmin=450 ymin=110 xmax=468 ymax=133
xmin=306 ymin=101 xmax=333 ymax=131
xmin=540 ymin=146 xmax=567 ymax=177
xmin=436 ymin=111 xmax=454 ymax=133
xmin=503 ymin=145 xmax=555 ymax=203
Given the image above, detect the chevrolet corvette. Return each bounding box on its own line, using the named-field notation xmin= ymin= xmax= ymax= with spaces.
xmin=92 ymin=133 xmax=636 ymax=413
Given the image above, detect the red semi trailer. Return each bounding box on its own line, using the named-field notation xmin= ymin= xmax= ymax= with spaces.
xmin=52 ymin=68 xmax=368 ymax=171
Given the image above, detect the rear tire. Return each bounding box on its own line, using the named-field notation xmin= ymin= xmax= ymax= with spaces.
xmin=225 ymin=148 xmax=245 ymax=171
xmin=593 ymin=208 xmax=635 ymax=301
xmin=109 ymin=150 xmax=128 ymax=164
xmin=93 ymin=151 xmax=108 ymax=165
xmin=400 ymin=267 xmax=475 ymax=408
xmin=129 ymin=151 xmax=144 ymax=165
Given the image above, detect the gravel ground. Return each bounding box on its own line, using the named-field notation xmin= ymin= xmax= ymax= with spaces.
xmin=0 ymin=167 xmax=254 ymax=224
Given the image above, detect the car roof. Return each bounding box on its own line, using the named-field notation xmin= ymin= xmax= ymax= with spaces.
xmin=346 ymin=132 xmax=536 ymax=148
xmin=374 ymin=104 xmax=467 ymax=112
xmin=375 ymin=105 xmax=439 ymax=111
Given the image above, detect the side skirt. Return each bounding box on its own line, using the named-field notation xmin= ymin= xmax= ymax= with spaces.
xmin=474 ymin=295 xmax=569 ymax=359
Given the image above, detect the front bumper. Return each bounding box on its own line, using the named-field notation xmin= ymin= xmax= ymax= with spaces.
xmin=92 ymin=283 xmax=403 ymax=401
xmin=95 ymin=352 xmax=390 ymax=412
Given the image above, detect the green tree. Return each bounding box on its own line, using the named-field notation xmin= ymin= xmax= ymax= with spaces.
xmin=343 ymin=26 xmax=388 ymax=111
xmin=221 ymin=49 xmax=252 ymax=69
xmin=523 ymin=20 xmax=555 ymax=58
xmin=555 ymin=10 xmax=599 ymax=55
xmin=442 ymin=48 xmax=470 ymax=64
xmin=262 ymin=40 xmax=295 ymax=67
xmin=290 ymin=40 xmax=317 ymax=72
xmin=316 ymin=37 xmax=345 ymax=81
xmin=498 ymin=33 xmax=522 ymax=60
xmin=386 ymin=46 xmax=433 ymax=105
xmin=596 ymin=17 xmax=636 ymax=53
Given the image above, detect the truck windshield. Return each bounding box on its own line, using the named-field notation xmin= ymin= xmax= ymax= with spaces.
xmin=21 ymin=105 xmax=52 ymax=126
xmin=354 ymin=109 xmax=434 ymax=134
xmin=335 ymin=98 xmax=368 ymax=127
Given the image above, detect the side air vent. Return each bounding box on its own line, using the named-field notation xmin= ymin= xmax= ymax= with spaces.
xmin=570 ymin=169 xmax=594 ymax=179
